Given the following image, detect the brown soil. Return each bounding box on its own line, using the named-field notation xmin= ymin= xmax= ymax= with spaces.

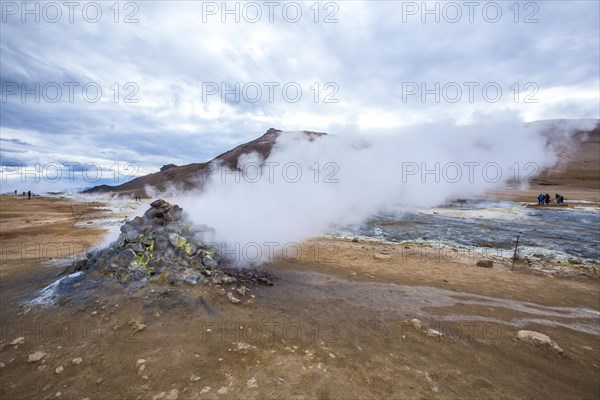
xmin=1 ymin=195 xmax=599 ymax=400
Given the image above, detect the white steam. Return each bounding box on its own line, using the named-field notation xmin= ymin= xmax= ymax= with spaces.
xmin=175 ymin=118 xmax=593 ymax=264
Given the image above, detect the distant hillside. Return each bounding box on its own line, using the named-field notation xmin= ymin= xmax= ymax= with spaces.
xmin=84 ymin=128 xmax=327 ymax=197
xmin=528 ymin=119 xmax=599 ymax=190
xmin=85 ymin=120 xmax=599 ymax=197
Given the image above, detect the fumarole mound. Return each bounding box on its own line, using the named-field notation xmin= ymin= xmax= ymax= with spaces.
xmin=66 ymin=199 xmax=273 ymax=288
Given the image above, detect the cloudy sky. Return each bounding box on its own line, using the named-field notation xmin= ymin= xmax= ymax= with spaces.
xmin=1 ymin=0 xmax=599 ymax=192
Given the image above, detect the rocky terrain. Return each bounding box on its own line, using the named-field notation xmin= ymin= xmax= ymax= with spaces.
xmin=60 ymin=199 xmax=272 ymax=305
xmin=1 ymin=195 xmax=599 ymax=399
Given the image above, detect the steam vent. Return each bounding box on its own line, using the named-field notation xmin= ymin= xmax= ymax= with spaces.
xmin=65 ymin=199 xmax=272 ymax=295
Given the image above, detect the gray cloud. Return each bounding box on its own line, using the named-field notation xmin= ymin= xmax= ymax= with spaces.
xmin=1 ymin=1 xmax=598 ymax=193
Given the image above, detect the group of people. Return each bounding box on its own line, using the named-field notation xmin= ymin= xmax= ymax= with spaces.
xmin=134 ymin=195 xmax=142 ymax=201
xmin=15 ymin=189 xmax=31 ymax=200
xmin=537 ymin=193 xmax=565 ymax=205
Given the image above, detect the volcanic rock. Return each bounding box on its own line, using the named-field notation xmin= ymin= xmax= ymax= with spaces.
xmin=66 ymin=200 xmax=222 ymax=286
xmin=60 ymin=199 xmax=274 ymax=294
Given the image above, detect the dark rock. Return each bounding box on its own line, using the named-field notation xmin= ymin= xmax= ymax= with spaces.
xmin=116 ymin=269 xmax=131 ymax=283
xmin=476 ymin=260 xmax=494 ymax=268
xmin=169 ymin=205 xmax=183 ymax=220
xmin=160 ymin=164 xmax=177 ymax=172
xmin=130 ymin=216 xmax=144 ymax=226
xmin=150 ymin=199 xmax=166 ymax=208
xmin=127 ymin=243 xmax=144 ymax=253
xmin=116 ymin=249 xmax=137 ymax=265
xmin=183 ymin=272 xmax=200 ymax=285
xmin=203 ymin=257 xmax=218 ymax=270
xmin=155 ymin=235 xmax=170 ymax=251
xmin=129 ymin=268 xmax=146 ymax=281
xmin=125 ymin=231 xmax=140 ymax=242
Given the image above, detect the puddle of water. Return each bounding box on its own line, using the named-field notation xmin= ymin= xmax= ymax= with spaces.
xmin=332 ymin=199 xmax=600 ymax=264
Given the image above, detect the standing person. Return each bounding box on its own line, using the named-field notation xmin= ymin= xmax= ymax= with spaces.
xmin=27 ymin=190 xmax=31 ymax=200
xmin=538 ymin=194 xmax=544 ymax=205
xmin=544 ymin=193 xmax=550 ymax=205
xmin=14 ymin=189 xmax=17 ymax=195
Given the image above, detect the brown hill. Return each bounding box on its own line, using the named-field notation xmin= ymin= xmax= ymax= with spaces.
xmin=85 ymin=128 xmax=326 ymax=197
xmin=86 ymin=121 xmax=599 ymax=198
xmin=530 ymin=120 xmax=600 ymax=190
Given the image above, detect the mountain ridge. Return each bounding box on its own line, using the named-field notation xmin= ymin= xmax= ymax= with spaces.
xmin=84 ymin=128 xmax=327 ymax=196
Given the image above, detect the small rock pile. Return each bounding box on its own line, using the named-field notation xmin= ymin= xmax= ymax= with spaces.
xmin=69 ymin=199 xmax=270 ymax=288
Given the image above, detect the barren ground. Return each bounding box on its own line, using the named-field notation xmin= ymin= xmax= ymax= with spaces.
xmin=1 ymin=195 xmax=599 ymax=400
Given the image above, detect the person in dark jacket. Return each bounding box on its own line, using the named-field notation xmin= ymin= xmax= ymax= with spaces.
xmin=544 ymin=193 xmax=550 ymax=205
xmin=538 ymin=194 xmax=544 ymax=205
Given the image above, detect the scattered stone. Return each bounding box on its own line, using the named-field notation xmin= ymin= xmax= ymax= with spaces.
xmin=28 ymin=351 xmax=47 ymax=362
xmin=227 ymin=292 xmax=241 ymax=304
xmin=0 ymin=362 xmax=5 ymax=368
xmin=582 ymin=346 xmax=593 ymax=351
xmin=373 ymin=253 xmax=392 ymax=260
xmin=190 ymin=374 xmax=201 ymax=382
xmin=352 ymin=237 xmax=359 ymax=242
xmin=128 ymin=319 xmax=147 ymax=333
xmin=10 ymin=337 xmax=25 ymax=346
xmin=72 ymin=357 xmax=83 ymax=365
xmin=55 ymin=365 xmax=64 ymax=374
xmin=166 ymin=389 xmax=179 ymax=400
xmin=476 ymin=260 xmax=494 ymax=268
xmin=408 ymin=319 xmax=422 ymax=330
xmin=96 ymin=378 xmax=104 ymax=384
xmin=200 ymin=387 xmax=211 ymax=394
xmin=426 ymin=329 xmax=443 ymax=338
xmin=403 ymin=319 xmax=443 ymax=339
xmin=152 ymin=392 xmax=166 ymax=400
xmin=217 ymin=387 xmax=228 ymax=395
xmin=234 ymin=342 xmax=252 ymax=353
xmin=517 ymin=330 xmax=564 ymax=355
xmin=247 ymin=377 xmax=258 ymax=389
